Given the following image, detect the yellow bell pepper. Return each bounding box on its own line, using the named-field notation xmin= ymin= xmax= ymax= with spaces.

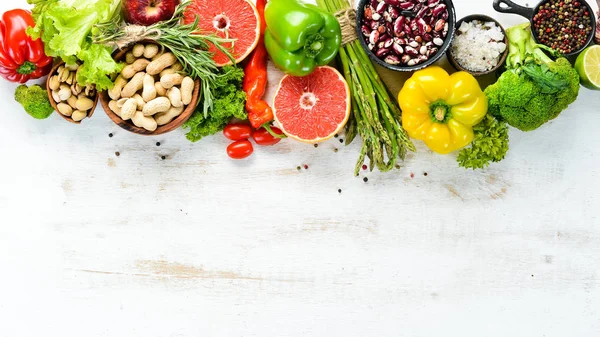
xmin=398 ymin=66 xmax=488 ymax=154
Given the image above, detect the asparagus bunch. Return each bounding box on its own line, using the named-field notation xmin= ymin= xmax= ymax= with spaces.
xmin=317 ymin=0 xmax=415 ymax=176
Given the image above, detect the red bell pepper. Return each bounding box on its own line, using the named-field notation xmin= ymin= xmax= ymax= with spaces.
xmin=0 ymin=9 xmax=53 ymax=83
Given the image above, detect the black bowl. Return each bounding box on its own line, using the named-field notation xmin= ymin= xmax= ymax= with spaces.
xmin=493 ymin=0 xmax=596 ymax=57
xmin=355 ymin=0 xmax=457 ymax=72
xmin=447 ymin=14 xmax=509 ymax=76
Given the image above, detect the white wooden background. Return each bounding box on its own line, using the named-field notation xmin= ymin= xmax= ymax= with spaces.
xmin=1 ymin=0 xmax=600 ymax=336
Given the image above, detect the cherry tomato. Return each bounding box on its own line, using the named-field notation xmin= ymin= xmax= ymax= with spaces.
xmin=227 ymin=140 xmax=254 ymax=159
xmin=223 ymin=123 xmax=253 ymax=141
xmin=253 ymin=127 xmax=283 ymax=146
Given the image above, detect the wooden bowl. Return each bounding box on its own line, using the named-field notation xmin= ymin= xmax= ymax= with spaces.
xmin=446 ymin=14 xmax=509 ymax=76
xmin=99 ymin=45 xmax=200 ymax=136
xmin=46 ymin=62 xmax=98 ymax=124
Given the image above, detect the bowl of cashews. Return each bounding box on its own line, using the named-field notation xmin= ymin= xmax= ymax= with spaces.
xmin=99 ymin=41 xmax=200 ymax=135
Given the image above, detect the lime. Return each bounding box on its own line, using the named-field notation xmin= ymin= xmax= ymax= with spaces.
xmin=575 ymin=45 xmax=600 ymax=91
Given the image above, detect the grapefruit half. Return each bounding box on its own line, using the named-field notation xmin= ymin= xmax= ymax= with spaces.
xmin=273 ymin=66 xmax=351 ymax=144
xmin=184 ymin=0 xmax=260 ymax=66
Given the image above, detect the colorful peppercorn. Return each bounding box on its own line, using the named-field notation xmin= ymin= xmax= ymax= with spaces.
xmin=532 ymin=0 xmax=593 ymax=54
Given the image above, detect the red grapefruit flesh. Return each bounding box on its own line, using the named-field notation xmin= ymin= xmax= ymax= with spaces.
xmin=184 ymin=0 xmax=260 ymax=67
xmin=273 ymin=66 xmax=351 ymax=144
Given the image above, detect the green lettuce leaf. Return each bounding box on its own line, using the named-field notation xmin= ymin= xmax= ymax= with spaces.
xmin=27 ymin=0 xmax=122 ymax=90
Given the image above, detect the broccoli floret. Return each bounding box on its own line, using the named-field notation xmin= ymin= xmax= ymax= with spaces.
xmin=485 ymin=23 xmax=579 ymax=132
xmin=14 ymin=84 xmax=54 ymax=120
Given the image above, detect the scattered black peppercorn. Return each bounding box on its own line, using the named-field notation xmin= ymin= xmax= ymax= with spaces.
xmin=363 ymin=177 xmax=368 ymax=182
xmin=338 ymin=189 xmax=342 ymax=193
xmin=115 ymin=151 xmax=120 ymax=157
xmin=156 ymin=142 xmax=161 ymax=146
xmin=161 ymin=156 xmax=166 ymax=160
xmin=334 ymin=134 xmax=339 ymax=138
xmin=339 ymin=139 xmax=344 ymax=143
xmin=314 ymin=144 xmax=318 ymax=148
xmin=424 ymin=172 xmax=428 ymax=176
xmin=108 ymin=133 xmax=113 ymax=138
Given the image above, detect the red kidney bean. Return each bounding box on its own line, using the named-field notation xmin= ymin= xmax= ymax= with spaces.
xmin=361 ymin=0 xmax=449 ymax=66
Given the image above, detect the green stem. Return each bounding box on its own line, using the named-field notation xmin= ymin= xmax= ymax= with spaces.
xmin=304 ymin=34 xmax=325 ymax=59
xmin=17 ymin=61 xmax=37 ymax=75
xmin=262 ymin=124 xmax=287 ymax=139
xmin=429 ymin=99 xmax=453 ymax=124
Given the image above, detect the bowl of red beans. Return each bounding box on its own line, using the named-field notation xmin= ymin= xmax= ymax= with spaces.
xmin=493 ymin=0 xmax=595 ymax=56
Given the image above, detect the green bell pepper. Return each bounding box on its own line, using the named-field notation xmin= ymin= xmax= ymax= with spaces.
xmin=264 ymin=0 xmax=342 ymax=77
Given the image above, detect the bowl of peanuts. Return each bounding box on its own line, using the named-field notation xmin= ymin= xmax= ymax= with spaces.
xmin=99 ymin=41 xmax=200 ymax=135
xmin=46 ymin=61 xmax=98 ymax=124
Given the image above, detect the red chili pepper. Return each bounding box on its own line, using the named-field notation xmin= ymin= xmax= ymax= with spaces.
xmin=243 ymin=0 xmax=274 ymax=129
xmin=0 ymin=9 xmax=53 ymax=83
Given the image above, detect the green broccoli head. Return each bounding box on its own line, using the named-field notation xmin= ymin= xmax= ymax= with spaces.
xmin=14 ymin=84 xmax=55 ymax=120
xmin=486 ymin=23 xmax=580 ymax=132
xmin=486 ymin=59 xmax=579 ymax=132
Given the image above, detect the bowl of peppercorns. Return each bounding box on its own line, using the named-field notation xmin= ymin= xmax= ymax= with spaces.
xmin=493 ymin=0 xmax=595 ymax=56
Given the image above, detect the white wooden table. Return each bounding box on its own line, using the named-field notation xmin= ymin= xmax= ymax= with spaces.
xmin=1 ymin=0 xmax=599 ymax=336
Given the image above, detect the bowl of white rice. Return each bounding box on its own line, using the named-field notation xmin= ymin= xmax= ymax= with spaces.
xmin=447 ymin=15 xmax=508 ymax=76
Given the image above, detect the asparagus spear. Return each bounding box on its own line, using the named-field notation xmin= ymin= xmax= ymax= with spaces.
xmin=317 ymin=0 xmax=415 ymax=176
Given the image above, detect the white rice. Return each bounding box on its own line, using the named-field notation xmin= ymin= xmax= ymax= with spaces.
xmin=450 ymin=20 xmax=507 ymax=72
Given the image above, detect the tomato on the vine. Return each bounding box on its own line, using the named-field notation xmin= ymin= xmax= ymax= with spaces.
xmin=253 ymin=126 xmax=283 ymax=146
xmin=223 ymin=123 xmax=253 ymax=141
xmin=227 ymin=140 xmax=253 ymax=159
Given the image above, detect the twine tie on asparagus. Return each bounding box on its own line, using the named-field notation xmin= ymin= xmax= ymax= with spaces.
xmin=335 ymin=8 xmax=357 ymax=46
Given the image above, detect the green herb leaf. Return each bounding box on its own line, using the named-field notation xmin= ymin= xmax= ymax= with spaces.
xmin=457 ymin=114 xmax=509 ymax=170
xmin=183 ymin=66 xmax=247 ymax=142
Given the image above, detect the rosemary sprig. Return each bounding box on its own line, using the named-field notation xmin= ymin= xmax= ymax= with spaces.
xmin=94 ymin=1 xmax=235 ymax=117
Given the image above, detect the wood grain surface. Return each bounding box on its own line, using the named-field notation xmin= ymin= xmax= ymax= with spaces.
xmin=1 ymin=1 xmax=599 ymax=336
